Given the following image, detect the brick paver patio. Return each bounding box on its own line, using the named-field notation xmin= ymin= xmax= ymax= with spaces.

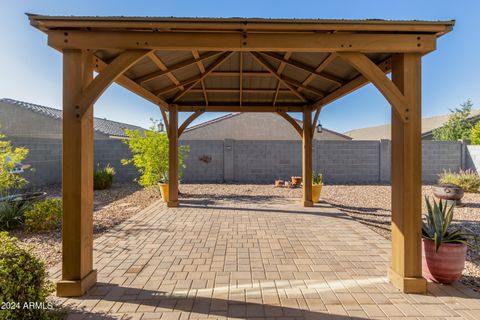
xmin=50 ymin=198 xmax=480 ymax=319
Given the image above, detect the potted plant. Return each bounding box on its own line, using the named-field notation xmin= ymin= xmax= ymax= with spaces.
xmin=158 ymin=172 xmax=169 ymax=202
xmin=291 ymin=176 xmax=302 ymax=187
xmin=312 ymin=172 xmax=323 ymax=203
xmin=422 ymin=197 xmax=478 ymax=284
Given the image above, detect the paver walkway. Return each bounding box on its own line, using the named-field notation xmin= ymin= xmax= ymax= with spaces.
xmin=50 ymin=198 xmax=480 ymax=319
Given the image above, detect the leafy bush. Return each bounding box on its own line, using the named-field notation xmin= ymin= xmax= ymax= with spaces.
xmin=0 ymin=232 xmax=54 ymax=319
xmin=24 ymin=199 xmax=62 ymax=232
xmin=0 ymin=132 xmax=29 ymax=194
xmin=312 ymin=172 xmax=323 ymax=185
xmin=94 ymin=164 xmax=116 ymax=190
xmin=470 ymin=121 xmax=480 ymax=145
xmin=423 ymin=197 xmax=478 ymax=252
xmin=0 ymin=201 xmax=30 ymax=231
xmin=432 ymin=100 xmax=474 ymax=141
xmin=438 ymin=169 xmax=480 ymax=192
xmin=122 ymin=120 xmax=189 ymax=187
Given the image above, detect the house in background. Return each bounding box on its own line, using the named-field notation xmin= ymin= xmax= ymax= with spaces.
xmin=345 ymin=109 xmax=480 ymax=140
xmin=0 ymin=98 xmax=146 ymax=139
xmin=180 ymin=112 xmax=351 ymax=141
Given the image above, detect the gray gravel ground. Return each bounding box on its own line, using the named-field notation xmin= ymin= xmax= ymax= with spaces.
xmin=11 ymin=183 xmax=479 ymax=294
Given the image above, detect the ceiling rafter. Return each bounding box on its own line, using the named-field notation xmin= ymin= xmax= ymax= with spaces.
xmin=189 ymin=88 xmax=292 ymax=93
xmin=147 ymin=51 xmax=184 ymax=90
xmin=249 ymin=51 xmax=308 ymax=103
xmin=192 ymin=50 xmax=209 ymax=106
xmin=260 ymin=51 xmax=344 ymax=86
xmin=136 ymin=51 xmax=221 ymax=84
xmin=171 ymin=51 xmax=234 ymax=102
xmin=299 ymin=53 xmax=337 ymax=92
xmin=273 ymin=52 xmax=291 ymax=106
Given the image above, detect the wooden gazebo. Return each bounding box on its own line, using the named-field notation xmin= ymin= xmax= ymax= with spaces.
xmin=29 ymin=15 xmax=453 ymax=297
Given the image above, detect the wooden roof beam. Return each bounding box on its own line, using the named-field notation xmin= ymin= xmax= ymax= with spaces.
xmin=147 ymin=51 xmax=184 ymax=90
xmin=192 ymin=50 xmax=209 ymax=107
xmin=171 ymin=51 xmax=234 ymax=102
xmin=250 ymin=52 xmax=308 ymax=102
xmin=273 ymin=52 xmax=291 ymax=106
xmin=299 ymin=53 xmax=338 ymax=92
xmin=49 ymin=31 xmax=437 ymax=53
xmin=135 ymin=50 xmax=221 ymax=84
xmin=176 ymin=104 xmax=305 ymax=112
xmin=311 ymin=58 xmax=391 ymax=111
xmin=261 ymin=51 xmax=344 ymax=85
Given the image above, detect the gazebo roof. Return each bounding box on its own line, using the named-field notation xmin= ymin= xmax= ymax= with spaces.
xmin=29 ymin=15 xmax=453 ymax=113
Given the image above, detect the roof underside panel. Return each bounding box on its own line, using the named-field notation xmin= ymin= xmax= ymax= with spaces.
xmin=29 ymin=15 xmax=454 ymax=111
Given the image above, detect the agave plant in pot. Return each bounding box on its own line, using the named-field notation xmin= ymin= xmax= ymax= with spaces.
xmin=312 ymin=172 xmax=323 ymax=203
xmin=422 ymin=197 xmax=478 ymax=284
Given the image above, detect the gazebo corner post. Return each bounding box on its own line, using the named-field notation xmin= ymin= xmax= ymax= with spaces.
xmin=57 ymin=49 xmax=97 ymax=297
xmin=388 ymin=53 xmax=427 ymax=294
xmin=302 ymin=107 xmax=313 ymax=207
xmin=168 ymin=104 xmax=179 ymax=207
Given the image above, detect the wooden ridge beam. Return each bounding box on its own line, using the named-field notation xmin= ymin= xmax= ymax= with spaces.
xmin=338 ymin=53 xmax=408 ymax=121
xmin=210 ymin=71 xmax=272 ymax=77
xmin=171 ymin=51 xmax=234 ymax=102
xmin=188 ymin=88 xmax=292 ymax=93
xmin=50 ymin=31 xmax=437 ymax=53
xmin=178 ymin=110 xmax=204 ymax=137
xmin=277 ymin=111 xmax=303 ymax=138
xmin=135 ymin=51 xmax=221 ymax=84
xmin=176 ymin=104 xmax=305 ymax=112
xmin=261 ymin=51 xmax=343 ymax=85
xmin=250 ymin=51 xmax=308 ymax=102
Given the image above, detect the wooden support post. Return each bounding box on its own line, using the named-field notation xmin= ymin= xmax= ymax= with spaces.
xmin=168 ymin=105 xmax=179 ymax=207
xmin=389 ymin=53 xmax=427 ymax=293
xmin=302 ymin=108 xmax=313 ymax=207
xmin=57 ymin=49 xmax=97 ymax=297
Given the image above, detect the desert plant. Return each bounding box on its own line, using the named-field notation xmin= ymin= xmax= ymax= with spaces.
xmin=0 ymin=200 xmax=31 ymax=231
xmin=422 ymin=197 xmax=478 ymax=252
xmin=0 ymin=132 xmax=29 ymax=194
xmin=312 ymin=172 xmax=323 ymax=185
xmin=94 ymin=164 xmax=116 ymax=190
xmin=432 ymin=100 xmax=474 ymax=141
xmin=0 ymin=232 xmax=55 ymax=319
xmin=24 ymin=199 xmax=62 ymax=232
xmin=438 ymin=169 xmax=480 ymax=192
xmin=122 ymin=120 xmax=189 ymax=187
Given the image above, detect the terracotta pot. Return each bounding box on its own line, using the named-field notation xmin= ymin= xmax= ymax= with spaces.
xmin=291 ymin=176 xmax=302 ymax=186
xmin=158 ymin=183 xmax=169 ymax=202
xmin=312 ymin=184 xmax=322 ymax=203
xmin=422 ymin=239 xmax=467 ymax=284
xmin=274 ymin=180 xmax=284 ymax=188
xmin=432 ymin=184 xmax=464 ymax=205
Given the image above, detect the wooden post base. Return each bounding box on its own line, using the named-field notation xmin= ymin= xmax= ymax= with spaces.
xmin=303 ymin=200 xmax=314 ymax=207
xmin=56 ymin=269 xmax=97 ymax=297
xmin=167 ymin=200 xmax=179 ymax=207
xmin=388 ymin=267 xmax=426 ymax=294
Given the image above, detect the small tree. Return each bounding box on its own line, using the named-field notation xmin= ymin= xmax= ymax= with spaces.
xmin=121 ymin=120 xmax=189 ymax=187
xmin=432 ymin=100 xmax=474 ymax=141
xmin=0 ymin=132 xmax=29 ymax=194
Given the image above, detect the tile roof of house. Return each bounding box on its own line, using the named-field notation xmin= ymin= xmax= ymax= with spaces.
xmin=1 ymin=98 xmax=145 ymax=138
xmin=345 ymin=109 xmax=480 ymax=140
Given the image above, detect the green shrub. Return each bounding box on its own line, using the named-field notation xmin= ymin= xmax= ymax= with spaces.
xmin=432 ymin=100 xmax=473 ymax=141
xmin=438 ymin=169 xmax=480 ymax=192
xmin=94 ymin=164 xmax=116 ymax=190
xmin=24 ymin=199 xmax=62 ymax=232
xmin=470 ymin=121 xmax=480 ymax=145
xmin=122 ymin=120 xmax=189 ymax=187
xmin=0 ymin=201 xmax=30 ymax=231
xmin=0 ymin=232 xmax=54 ymax=319
xmin=0 ymin=132 xmax=29 ymax=194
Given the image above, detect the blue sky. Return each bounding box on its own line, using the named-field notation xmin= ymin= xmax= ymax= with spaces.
xmin=0 ymin=0 xmax=478 ymax=133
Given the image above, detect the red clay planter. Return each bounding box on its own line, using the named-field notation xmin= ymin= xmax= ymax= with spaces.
xmin=422 ymin=239 xmax=467 ymax=284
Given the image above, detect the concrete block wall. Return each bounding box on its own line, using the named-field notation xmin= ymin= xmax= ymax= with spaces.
xmin=8 ymin=137 xmax=470 ymax=186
